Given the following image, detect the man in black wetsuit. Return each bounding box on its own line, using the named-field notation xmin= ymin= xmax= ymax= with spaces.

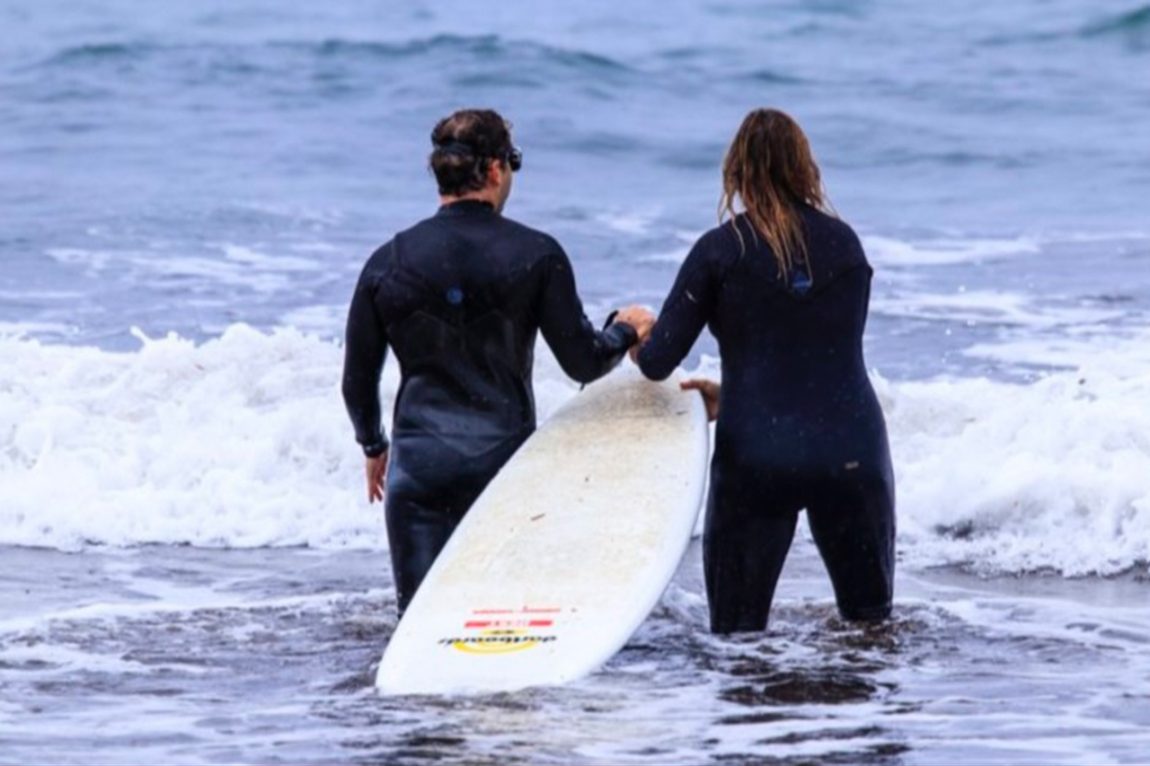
xmin=341 ymin=109 xmax=651 ymax=615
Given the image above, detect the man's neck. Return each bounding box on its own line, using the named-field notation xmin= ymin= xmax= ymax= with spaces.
xmin=439 ymin=191 xmax=499 ymax=210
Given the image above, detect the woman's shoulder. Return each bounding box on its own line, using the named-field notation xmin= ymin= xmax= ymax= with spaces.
xmin=800 ymin=206 xmax=868 ymax=270
xmin=695 ymin=216 xmax=758 ymax=259
xmin=678 ymin=220 xmax=744 ymax=272
xmin=800 ymin=205 xmax=862 ymax=248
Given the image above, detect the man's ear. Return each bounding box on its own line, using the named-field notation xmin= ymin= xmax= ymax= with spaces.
xmin=487 ymin=159 xmax=505 ymax=189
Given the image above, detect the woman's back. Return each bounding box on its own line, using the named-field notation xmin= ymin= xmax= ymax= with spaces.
xmin=638 ymin=206 xmax=887 ymax=475
xmin=635 ymin=107 xmax=895 ymax=632
xmin=713 ymin=208 xmax=870 ymax=400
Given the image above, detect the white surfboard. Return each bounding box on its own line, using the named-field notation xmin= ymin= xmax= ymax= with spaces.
xmin=376 ymin=371 xmax=709 ymax=695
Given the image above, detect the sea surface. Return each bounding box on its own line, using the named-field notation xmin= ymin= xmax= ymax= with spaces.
xmin=2 ymin=1 xmax=1149 ymax=763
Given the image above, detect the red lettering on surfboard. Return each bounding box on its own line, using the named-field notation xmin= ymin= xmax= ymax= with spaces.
xmin=464 ymin=619 xmax=554 ymax=630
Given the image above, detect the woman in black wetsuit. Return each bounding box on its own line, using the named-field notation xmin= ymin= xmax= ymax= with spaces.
xmin=632 ymin=109 xmax=895 ymax=633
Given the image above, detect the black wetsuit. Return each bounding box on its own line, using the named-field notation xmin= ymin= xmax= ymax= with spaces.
xmin=637 ymin=207 xmax=895 ymax=633
xmin=342 ymin=199 xmax=637 ymax=614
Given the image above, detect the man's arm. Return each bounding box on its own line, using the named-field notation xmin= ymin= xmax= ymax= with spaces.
xmin=537 ymin=246 xmax=639 ymax=384
xmin=342 ymin=263 xmax=390 ymax=501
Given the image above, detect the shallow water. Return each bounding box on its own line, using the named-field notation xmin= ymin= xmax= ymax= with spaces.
xmin=2 ymin=540 xmax=1148 ymax=765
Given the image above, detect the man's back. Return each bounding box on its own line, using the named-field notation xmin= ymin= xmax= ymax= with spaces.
xmin=339 ymin=108 xmax=647 ymax=615
xmin=343 ymin=198 xmax=636 ymax=460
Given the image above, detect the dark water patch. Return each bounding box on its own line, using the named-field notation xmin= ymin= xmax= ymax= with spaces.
xmin=803 ymin=741 xmax=913 ymax=765
xmin=657 ymin=45 xmax=725 ymax=62
xmin=977 ymin=30 xmax=1073 ymax=47
xmin=717 ymin=710 xmax=794 ymax=725
xmin=801 ymin=0 xmax=872 ymax=19
xmin=720 ymin=670 xmax=885 ymax=706
xmin=39 ymin=41 xmax=159 ymax=66
xmin=28 ymin=35 xmax=635 ymax=101
xmin=722 ymin=652 xmax=784 ymax=678
xmin=402 ymin=734 xmax=468 ymax=748
xmin=623 ymin=746 xmax=676 ymax=756
xmin=707 ymin=746 xmax=907 ymax=766
xmin=450 ymin=71 xmax=544 ymax=89
xmin=562 ymin=131 xmax=645 ymax=156
xmin=739 ymin=68 xmax=806 ymax=86
xmin=121 ymin=649 xmax=216 ymax=667
xmin=935 ymin=520 xmax=976 ymax=540
xmin=299 ymin=35 xmax=634 ymax=75
xmin=130 ymin=564 xmax=218 ymax=585
xmin=330 ymin=666 xmax=377 ymax=693
xmin=882 ymin=148 xmax=1041 ymax=170
xmin=305 ymin=34 xmax=503 ymax=61
xmin=1085 ymin=292 xmax=1138 ymax=305
xmin=979 ymin=5 xmax=1150 ymax=51
xmin=758 ymin=723 xmax=885 ymax=745
xmin=1081 ymin=5 xmax=1150 ymax=44
xmin=132 ymin=685 xmax=186 ymax=697
xmin=0 ymin=658 xmax=59 ymax=671
xmin=1097 ymin=627 xmax=1150 ymax=645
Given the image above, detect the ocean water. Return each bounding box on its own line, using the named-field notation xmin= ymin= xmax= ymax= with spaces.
xmin=2 ymin=1 xmax=1149 ymax=763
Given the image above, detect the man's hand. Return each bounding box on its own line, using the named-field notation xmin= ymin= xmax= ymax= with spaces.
xmin=681 ymin=378 xmax=720 ymax=422
xmin=365 ymin=453 xmax=388 ymax=503
xmin=615 ymin=305 xmax=656 ymax=361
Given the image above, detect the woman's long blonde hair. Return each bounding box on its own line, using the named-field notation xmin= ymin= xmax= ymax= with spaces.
xmin=719 ymin=108 xmax=833 ymax=280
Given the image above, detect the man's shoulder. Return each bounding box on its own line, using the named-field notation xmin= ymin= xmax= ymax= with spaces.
xmin=361 ymin=238 xmax=396 ymax=272
xmin=497 ymin=215 xmax=564 ymax=257
xmin=362 ymin=215 xmax=435 ymax=266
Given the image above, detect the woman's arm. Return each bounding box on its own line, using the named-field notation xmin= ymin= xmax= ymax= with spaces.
xmin=636 ymin=234 xmax=720 ymax=381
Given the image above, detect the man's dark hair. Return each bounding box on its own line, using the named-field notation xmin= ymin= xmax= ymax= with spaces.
xmin=429 ymin=109 xmax=513 ymax=196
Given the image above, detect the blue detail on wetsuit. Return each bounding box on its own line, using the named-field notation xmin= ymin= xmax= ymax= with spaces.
xmin=637 ymin=206 xmax=895 ymax=632
xmin=790 ymin=265 xmax=812 ymax=295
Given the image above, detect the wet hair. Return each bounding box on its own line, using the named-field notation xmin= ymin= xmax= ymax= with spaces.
xmin=429 ymin=109 xmax=514 ymax=196
xmin=719 ymin=108 xmax=834 ymax=280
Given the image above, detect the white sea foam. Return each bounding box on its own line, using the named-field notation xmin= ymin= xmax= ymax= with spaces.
xmin=636 ymin=248 xmax=691 ymax=265
xmin=126 ymin=255 xmax=293 ymax=292
xmin=278 ymin=304 xmax=348 ymax=335
xmin=871 ymin=288 xmax=1126 ymax=330
xmin=696 ymin=341 xmax=1149 ymax=575
xmin=876 ymin=336 xmax=1150 ymax=575
xmin=0 ymin=326 xmax=580 ymax=552
xmin=594 ymin=208 xmax=660 ymax=236
xmin=2 ymin=326 xmax=1148 ymax=576
xmin=639 ymin=232 xmax=1042 ymax=267
xmin=0 ymin=326 xmax=385 ymax=550
xmin=221 ymin=244 xmax=324 ymax=272
xmin=0 ymin=321 xmax=77 ymax=338
xmin=44 ymin=247 xmax=114 ymax=271
xmin=863 ymin=235 xmax=1040 ymax=267
xmin=963 ymin=330 xmax=1150 ymax=373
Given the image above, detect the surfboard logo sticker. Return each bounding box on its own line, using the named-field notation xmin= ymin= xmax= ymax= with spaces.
xmin=439 ymin=629 xmax=557 ymax=655
xmin=436 ymin=607 xmax=561 ymax=654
